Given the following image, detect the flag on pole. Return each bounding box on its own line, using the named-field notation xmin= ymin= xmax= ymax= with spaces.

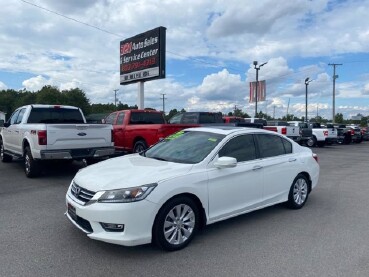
xmin=249 ymin=80 xmax=266 ymax=103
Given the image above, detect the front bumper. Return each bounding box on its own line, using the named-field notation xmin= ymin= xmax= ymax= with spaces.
xmin=65 ymin=192 xmax=158 ymax=246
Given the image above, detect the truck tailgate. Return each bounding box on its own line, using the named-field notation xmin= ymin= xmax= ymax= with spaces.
xmin=46 ymin=124 xmax=112 ymax=150
xmin=327 ymin=128 xmax=337 ymax=138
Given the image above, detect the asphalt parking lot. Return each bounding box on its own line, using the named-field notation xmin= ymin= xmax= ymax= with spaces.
xmin=1 ymin=142 xmax=369 ymax=277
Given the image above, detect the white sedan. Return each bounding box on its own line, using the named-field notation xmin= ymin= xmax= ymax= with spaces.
xmin=65 ymin=127 xmax=319 ymax=251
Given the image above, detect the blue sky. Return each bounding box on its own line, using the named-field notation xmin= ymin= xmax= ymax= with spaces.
xmin=1 ymin=0 xmax=369 ymax=120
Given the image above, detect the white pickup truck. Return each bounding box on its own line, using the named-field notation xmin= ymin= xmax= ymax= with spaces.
xmin=306 ymin=122 xmax=337 ymax=147
xmin=0 ymin=104 xmax=115 ymax=177
xmin=264 ymin=121 xmax=301 ymax=142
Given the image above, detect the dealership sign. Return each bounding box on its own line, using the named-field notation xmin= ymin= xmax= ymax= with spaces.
xmin=120 ymin=26 xmax=166 ymax=85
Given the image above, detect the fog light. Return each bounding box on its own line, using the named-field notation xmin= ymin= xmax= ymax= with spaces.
xmin=100 ymin=223 xmax=125 ymax=232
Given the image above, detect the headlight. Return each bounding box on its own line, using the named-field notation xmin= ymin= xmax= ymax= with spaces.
xmin=98 ymin=183 xmax=157 ymax=203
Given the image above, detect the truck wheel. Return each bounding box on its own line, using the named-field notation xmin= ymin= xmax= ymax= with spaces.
xmin=24 ymin=147 xmax=41 ymax=178
xmin=306 ymin=136 xmax=316 ymax=147
xmin=133 ymin=140 xmax=147 ymax=153
xmin=0 ymin=139 xmax=12 ymax=163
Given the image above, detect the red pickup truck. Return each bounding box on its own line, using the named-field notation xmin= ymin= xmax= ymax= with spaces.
xmin=105 ymin=109 xmax=197 ymax=153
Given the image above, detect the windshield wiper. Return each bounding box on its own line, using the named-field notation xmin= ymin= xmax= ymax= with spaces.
xmin=150 ymin=156 xmax=168 ymax=161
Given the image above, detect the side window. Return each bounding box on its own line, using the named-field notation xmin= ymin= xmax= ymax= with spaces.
xmin=9 ymin=110 xmax=21 ymax=125
xmin=257 ymin=134 xmax=286 ymax=158
xmin=168 ymin=113 xmax=182 ymax=124
xmin=15 ymin=108 xmax=26 ymax=124
xmin=105 ymin=113 xmax=117 ymax=124
xmin=282 ymin=138 xmax=292 ymax=154
xmin=116 ymin=112 xmax=125 ymax=125
xmin=219 ymin=135 xmax=256 ymax=162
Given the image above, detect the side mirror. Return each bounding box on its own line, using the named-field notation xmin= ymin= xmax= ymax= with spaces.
xmin=214 ymin=156 xmax=237 ymax=168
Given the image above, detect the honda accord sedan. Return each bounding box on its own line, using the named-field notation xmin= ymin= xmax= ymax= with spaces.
xmin=65 ymin=127 xmax=319 ymax=251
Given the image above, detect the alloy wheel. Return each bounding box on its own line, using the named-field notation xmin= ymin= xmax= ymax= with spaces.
xmin=163 ymin=204 xmax=195 ymax=245
xmin=293 ymin=178 xmax=308 ymax=205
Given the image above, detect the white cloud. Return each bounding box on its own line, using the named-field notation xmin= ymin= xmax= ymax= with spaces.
xmin=22 ymin=75 xmax=50 ymax=91
xmin=0 ymin=81 xmax=7 ymax=90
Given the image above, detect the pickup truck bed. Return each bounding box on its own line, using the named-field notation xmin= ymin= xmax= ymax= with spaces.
xmin=0 ymin=104 xmax=114 ymax=177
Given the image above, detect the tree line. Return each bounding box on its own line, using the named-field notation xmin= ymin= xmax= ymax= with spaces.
xmin=0 ymin=86 xmax=367 ymax=125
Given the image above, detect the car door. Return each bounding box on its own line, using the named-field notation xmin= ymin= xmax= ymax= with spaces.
xmin=255 ymin=134 xmax=299 ymax=205
xmin=207 ymin=134 xmax=264 ymax=222
xmin=3 ymin=109 xmax=21 ymax=152
xmin=12 ymin=108 xmax=27 ymax=154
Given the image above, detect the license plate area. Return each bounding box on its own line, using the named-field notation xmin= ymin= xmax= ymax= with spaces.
xmin=68 ymin=203 xmax=77 ymax=221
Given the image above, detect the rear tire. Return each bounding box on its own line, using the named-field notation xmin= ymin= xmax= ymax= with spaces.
xmin=306 ymin=136 xmax=316 ymax=147
xmin=287 ymin=174 xmax=309 ymax=209
xmin=133 ymin=140 xmax=147 ymax=153
xmin=24 ymin=147 xmax=41 ymax=178
xmin=0 ymin=139 xmax=12 ymax=163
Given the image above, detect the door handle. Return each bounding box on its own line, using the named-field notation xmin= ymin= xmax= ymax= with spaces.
xmin=289 ymin=158 xmax=297 ymax=162
xmin=252 ymin=165 xmax=263 ymax=171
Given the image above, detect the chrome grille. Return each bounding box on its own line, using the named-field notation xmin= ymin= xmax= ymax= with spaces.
xmin=70 ymin=181 xmax=95 ymax=203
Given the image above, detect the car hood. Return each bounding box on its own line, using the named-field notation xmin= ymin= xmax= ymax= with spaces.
xmin=74 ymin=154 xmax=193 ymax=191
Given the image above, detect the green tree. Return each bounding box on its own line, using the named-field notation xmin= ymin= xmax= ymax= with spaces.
xmin=36 ymin=86 xmax=63 ymax=104
xmin=335 ymin=113 xmax=344 ymax=123
xmin=62 ymin=88 xmax=90 ymax=115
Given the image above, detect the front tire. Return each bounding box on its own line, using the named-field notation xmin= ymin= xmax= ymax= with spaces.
xmin=153 ymin=197 xmax=199 ymax=251
xmin=0 ymin=139 xmax=12 ymax=163
xmin=287 ymin=174 xmax=309 ymax=209
xmin=24 ymin=147 xmax=41 ymax=178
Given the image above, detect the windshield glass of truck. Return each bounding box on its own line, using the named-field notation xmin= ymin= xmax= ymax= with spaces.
xmin=145 ymin=131 xmax=225 ymax=164
xmin=27 ymin=108 xmax=84 ymax=124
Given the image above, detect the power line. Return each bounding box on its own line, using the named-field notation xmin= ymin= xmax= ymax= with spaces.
xmin=20 ymin=0 xmax=121 ymax=37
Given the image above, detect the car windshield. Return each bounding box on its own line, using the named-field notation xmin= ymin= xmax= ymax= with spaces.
xmin=144 ymin=130 xmax=225 ymax=164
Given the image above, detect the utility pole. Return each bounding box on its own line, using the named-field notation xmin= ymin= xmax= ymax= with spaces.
xmin=160 ymin=93 xmax=167 ymax=115
xmin=328 ymin=63 xmax=342 ymax=123
xmin=234 ymin=105 xmax=237 ymax=115
xmin=253 ymin=61 xmax=267 ymax=117
xmin=305 ymin=77 xmax=312 ymax=122
xmin=113 ymin=89 xmax=119 ymax=109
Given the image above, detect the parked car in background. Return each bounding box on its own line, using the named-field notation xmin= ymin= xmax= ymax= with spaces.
xmin=65 ymin=126 xmax=319 ymax=251
xmin=332 ymin=124 xmax=352 ymax=144
xmin=264 ymin=121 xmax=301 ymax=142
xmin=168 ymin=112 xmax=224 ymax=124
xmin=362 ymin=127 xmax=369 ymax=141
xmin=307 ymin=122 xmax=337 ymax=147
xmin=346 ymin=125 xmax=363 ymax=143
xmin=223 ymin=116 xmax=245 ymax=123
xmin=105 ymin=109 xmax=198 ymax=154
xmin=0 ymin=104 xmax=114 ymax=177
xmin=288 ymin=121 xmax=313 ymax=145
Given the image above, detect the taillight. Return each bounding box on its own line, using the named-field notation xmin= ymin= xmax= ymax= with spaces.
xmin=351 ymin=129 xmax=355 ymax=135
xmin=281 ymin=127 xmax=287 ymax=135
xmin=312 ymin=153 xmax=318 ymax=163
xmin=38 ymin=130 xmax=47 ymax=145
xmin=323 ymin=131 xmax=328 ymax=136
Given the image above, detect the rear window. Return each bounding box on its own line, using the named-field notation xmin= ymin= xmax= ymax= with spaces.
xmin=27 ymin=108 xmax=84 ymax=124
xmin=129 ymin=112 xmax=165 ymax=124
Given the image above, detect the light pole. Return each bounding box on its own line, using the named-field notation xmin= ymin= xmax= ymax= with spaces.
xmin=304 ymin=78 xmax=312 ymax=122
xmin=113 ymin=89 xmax=119 ymax=109
xmin=160 ymin=93 xmax=167 ymax=114
xmin=253 ymin=61 xmax=267 ymax=117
